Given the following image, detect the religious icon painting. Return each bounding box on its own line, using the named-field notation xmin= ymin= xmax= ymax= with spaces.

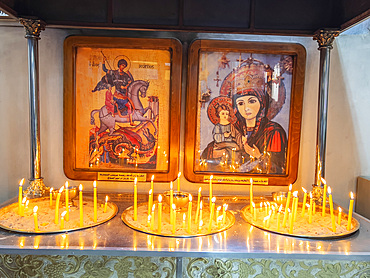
xmin=64 ymin=36 xmax=182 ymax=182
xmin=185 ymin=40 xmax=306 ymax=185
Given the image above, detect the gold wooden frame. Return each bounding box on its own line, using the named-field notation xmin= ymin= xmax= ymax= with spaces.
xmin=184 ymin=40 xmax=306 ymax=185
xmin=64 ymin=36 xmax=182 ymax=182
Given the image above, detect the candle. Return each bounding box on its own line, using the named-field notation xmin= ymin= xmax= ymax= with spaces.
xmin=147 ymin=214 xmax=151 ymax=228
xmin=338 ymin=207 xmax=342 ymax=225
xmin=134 ymin=178 xmax=137 ymax=221
xmin=250 ymin=178 xmax=254 ymax=213
xmin=209 ymin=175 xmax=213 ymax=211
xmin=60 ymin=211 xmax=67 ymax=230
xmin=321 ymin=177 xmax=327 ymax=217
xmin=148 ymin=189 xmax=153 ymax=216
xmin=49 ymin=187 xmax=53 ymax=207
xmin=33 ymin=206 xmax=39 ymax=232
xmin=208 ymin=197 xmax=216 ymax=232
xmin=104 ymin=195 xmax=108 ymax=213
xmin=288 ymin=209 xmax=293 ymax=233
xmin=301 ymin=187 xmax=307 ymax=216
xmin=277 ymin=205 xmax=282 ymax=232
xmin=65 ymin=181 xmax=69 ymax=221
xmin=172 ymin=204 xmax=176 ymax=234
xmin=93 ymin=180 xmax=97 ymax=223
xmin=79 ymin=184 xmax=83 ymax=227
xmin=283 ymin=184 xmax=292 ymax=227
xmin=260 ymin=202 xmax=263 ymax=212
xmin=150 ymin=204 xmax=155 ymax=230
xmin=252 ymin=202 xmax=257 ymax=221
xmin=170 ymin=182 xmax=174 ymax=225
xmin=217 ymin=216 xmax=222 ymax=229
xmin=347 ymin=192 xmax=354 ymax=231
xmin=198 ymin=220 xmax=203 ymax=233
xmin=182 ymin=213 xmax=186 ymax=229
xmin=20 ymin=197 xmax=26 ymax=217
xmin=195 ymin=187 xmax=201 ymax=224
xmin=309 ymin=192 xmax=313 ymax=224
xmin=199 ymin=200 xmax=203 ymax=226
xmin=158 ymin=195 xmax=162 ymax=233
xmin=293 ymin=191 xmax=298 ymax=222
xmin=55 ymin=186 xmax=64 ymax=224
xmin=150 ymin=175 xmax=154 ymax=210
xmin=222 ymin=204 xmax=228 ymax=225
xmin=328 ymin=187 xmax=336 ymax=232
xmin=313 ymin=202 xmax=316 ymax=215
xmin=187 ymin=194 xmax=192 ymax=233
xmin=177 ymin=172 xmax=181 ymax=192
xmin=18 ymin=178 xmax=24 ymax=215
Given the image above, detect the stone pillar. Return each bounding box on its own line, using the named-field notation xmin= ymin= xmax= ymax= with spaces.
xmin=19 ymin=17 xmax=48 ymax=198
xmin=313 ymin=29 xmax=340 ymax=187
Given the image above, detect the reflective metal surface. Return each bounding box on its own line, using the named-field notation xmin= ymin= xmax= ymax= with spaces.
xmin=0 ymin=194 xmax=369 ymax=259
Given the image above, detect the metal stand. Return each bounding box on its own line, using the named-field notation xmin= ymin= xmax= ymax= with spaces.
xmin=312 ymin=29 xmax=339 ymax=197
xmin=19 ymin=17 xmax=48 ymax=198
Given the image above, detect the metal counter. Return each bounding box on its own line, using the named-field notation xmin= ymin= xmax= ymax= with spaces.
xmin=0 ymin=194 xmax=369 ymax=261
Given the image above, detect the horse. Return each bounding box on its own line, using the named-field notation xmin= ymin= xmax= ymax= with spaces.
xmin=90 ymin=80 xmax=157 ymax=135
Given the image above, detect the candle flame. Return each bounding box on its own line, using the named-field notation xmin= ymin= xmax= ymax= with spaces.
xmin=252 ymin=202 xmax=255 ymax=208
xmin=200 ymin=200 xmax=203 ymax=209
xmin=250 ymin=178 xmax=253 ymax=185
xmin=59 ymin=186 xmax=64 ymax=193
xmin=183 ymin=213 xmax=186 ymax=221
xmin=33 ymin=206 xmax=38 ymax=213
xmin=293 ymin=191 xmax=298 ymax=197
xmin=65 ymin=181 xmax=69 ymax=189
xmin=22 ymin=197 xmax=27 ymax=204
xmin=264 ymin=215 xmax=270 ymax=221
xmin=199 ymin=187 xmax=202 ymax=193
xmin=50 ymin=187 xmax=53 ymax=193
xmin=152 ymin=204 xmax=155 ymax=211
xmin=93 ymin=180 xmax=97 ymax=188
xmin=151 ymin=175 xmax=154 ymax=181
xmin=289 ymin=184 xmax=292 ymax=191
xmin=25 ymin=200 xmax=29 ymax=207
xmin=321 ymin=177 xmax=327 ymax=185
xmin=288 ymin=208 xmax=291 ymax=213
xmin=178 ymin=172 xmax=181 ymax=178
xmin=338 ymin=207 xmax=342 ymax=212
xmin=260 ymin=202 xmax=263 ymax=208
xmin=170 ymin=181 xmax=173 ymax=190
xmin=148 ymin=214 xmax=151 ymax=221
xmin=224 ymin=204 xmax=228 ymax=211
xmin=217 ymin=206 xmax=222 ymax=211
xmin=79 ymin=184 xmax=83 ymax=191
xmin=105 ymin=195 xmax=109 ymax=202
xmin=149 ymin=189 xmax=152 ymax=195
xmin=199 ymin=220 xmax=203 ymax=226
xmin=210 ymin=175 xmax=213 ymax=180
xmin=302 ymin=187 xmax=307 ymax=193
xmin=306 ymin=203 xmax=310 ymax=208
xmin=134 ymin=177 xmax=137 ymax=185
xmin=211 ymin=197 xmax=216 ymax=203
xmin=61 ymin=211 xmax=67 ymax=217
xmin=158 ymin=195 xmax=162 ymax=202
xmin=172 ymin=204 xmax=176 ymax=210
xmin=189 ymin=194 xmax=192 ymax=202
xmin=217 ymin=215 xmax=223 ymax=221
xmin=327 ymin=186 xmax=332 ymax=195
xmin=350 ymin=192 xmax=354 ymax=199
xmin=310 ymin=192 xmax=312 ymax=198
xmin=19 ymin=178 xmax=25 ymax=186
xmin=278 ymin=204 xmax=283 ymax=212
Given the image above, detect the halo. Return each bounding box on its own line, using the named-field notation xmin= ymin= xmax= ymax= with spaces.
xmin=207 ymin=96 xmax=236 ymax=125
xmin=113 ymin=55 xmax=131 ymax=72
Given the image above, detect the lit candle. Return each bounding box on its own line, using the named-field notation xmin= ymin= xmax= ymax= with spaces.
xmin=288 ymin=209 xmax=293 ymax=233
xmin=79 ymin=184 xmax=83 ymax=227
xmin=60 ymin=211 xmax=67 ymax=230
xmin=170 ymin=182 xmax=173 ymax=225
xmin=134 ymin=178 xmax=137 ymax=221
xmin=177 ymin=172 xmax=181 ymax=192
xmin=208 ymin=197 xmax=216 ymax=232
xmin=277 ymin=205 xmax=282 ymax=232
xmin=328 ymin=186 xmax=336 ymax=232
xmin=209 ymin=175 xmax=213 ymax=211
xmin=222 ymin=204 xmax=228 ymax=225
xmin=187 ymin=194 xmax=192 ymax=233
xmin=172 ymin=204 xmax=176 ymax=234
xmin=55 ymin=186 xmax=64 ymax=224
xmin=252 ymin=202 xmax=257 ymax=221
xmin=33 ymin=206 xmax=39 ymax=232
xmin=293 ymin=191 xmax=298 ymax=222
xmin=104 ymin=195 xmax=108 ymax=213
xmin=148 ymin=189 xmax=153 ymax=216
xmin=182 ymin=213 xmax=186 ymax=229
xmin=93 ymin=180 xmax=97 ymax=223
xmin=199 ymin=200 xmax=203 ymax=226
xmin=147 ymin=214 xmax=151 ymax=228
xmin=321 ymin=177 xmax=327 ymax=217
xmin=20 ymin=197 xmax=26 ymax=217
xmin=18 ymin=178 xmax=25 ymax=215
xmin=198 ymin=219 xmax=203 ymax=233
xmin=216 ymin=205 xmax=221 ymax=222
xmin=347 ymin=192 xmax=354 ymax=231
xmin=338 ymin=207 xmax=342 ymax=225
xmin=49 ymin=187 xmax=53 ymax=207
xmin=158 ymin=195 xmax=162 ymax=233
xmin=308 ymin=192 xmax=313 ymax=224
xmin=283 ymin=184 xmax=292 ymax=227
xmin=301 ymin=187 xmax=307 ymax=216
xmin=150 ymin=175 xmax=154 ymax=210
xmin=250 ymin=178 xmax=254 ymax=213
xmin=65 ymin=181 xmax=69 ymax=221
xmin=195 ymin=187 xmax=201 ymax=224
xmin=150 ymin=204 xmax=155 ymax=230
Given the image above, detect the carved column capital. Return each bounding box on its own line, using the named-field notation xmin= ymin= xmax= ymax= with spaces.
xmin=19 ymin=17 xmax=46 ymax=39
xmin=313 ymin=29 xmax=340 ymax=49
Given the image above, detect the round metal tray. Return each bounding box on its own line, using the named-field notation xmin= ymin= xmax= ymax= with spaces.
xmin=121 ymin=202 xmax=235 ymax=238
xmin=240 ymin=203 xmax=360 ymax=239
xmin=0 ymin=197 xmax=118 ymax=234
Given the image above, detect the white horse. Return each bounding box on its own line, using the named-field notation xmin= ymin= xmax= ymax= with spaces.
xmin=90 ymin=80 xmax=157 ymax=135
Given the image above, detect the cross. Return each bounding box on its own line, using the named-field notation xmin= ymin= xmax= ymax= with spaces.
xmin=214 ymin=71 xmax=221 ymax=87
xmin=236 ymin=53 xmax=243 ymax=67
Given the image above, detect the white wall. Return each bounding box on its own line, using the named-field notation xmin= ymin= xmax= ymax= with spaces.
xmin=0 ymin=22 xmax=369 ymax=208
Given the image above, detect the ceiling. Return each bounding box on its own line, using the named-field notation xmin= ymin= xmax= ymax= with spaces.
xmin=0 ymin=0 xmax=369 ymax=35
